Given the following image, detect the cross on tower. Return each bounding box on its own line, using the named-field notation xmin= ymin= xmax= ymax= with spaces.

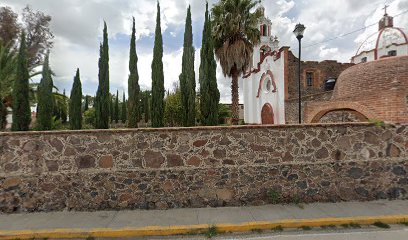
xmin=382 ymin=4 xmax=389 ymax=15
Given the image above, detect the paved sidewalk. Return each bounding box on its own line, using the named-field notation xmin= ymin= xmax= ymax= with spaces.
xmin=0 ymin=200 xmax=407 ymax=239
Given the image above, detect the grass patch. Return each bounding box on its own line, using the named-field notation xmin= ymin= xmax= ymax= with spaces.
xmin=251 ymin=228 xmax=263 ymax=234
xmin=300 ymin=226 xmax=312 ymax=231
xmin=85 ymin=237 xmax=95 ymax=240
xmin=372 ymin=222 xmax=390 ymax=229
xmin=341 ymin=224 xmax=350 ymax=228
xmin=349 ymin=223 xmax=362 ymax=228
xmin=369 ymin=119 xmax=385 ymax=127
xmin=291 ymin=195 xmax=301 ymax=205
xmin=206 ymin=226 xmax=217 ymax=238
xmin=321 ymin=224 xmax=336 ymax=229
xmin=272 ymin=225 xmax=283 ymax=232
xmin=267 ymin=190 xmax=281 ymax=204
xmin=400 ymin=222 xmax=408 ymax=226
xmin=184 ymin=229 xmax=201 ymax=236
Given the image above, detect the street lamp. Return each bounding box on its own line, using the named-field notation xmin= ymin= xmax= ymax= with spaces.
xmin=293 ymin=23 xmax=305 ymax=124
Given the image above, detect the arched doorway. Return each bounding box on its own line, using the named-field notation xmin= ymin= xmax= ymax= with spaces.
xmin=305 ymin=101 xmax=376 ymax=124
xmin=261 ymin=103 xmax=274 ymax=124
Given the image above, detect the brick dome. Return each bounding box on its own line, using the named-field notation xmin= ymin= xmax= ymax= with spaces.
xmin=332 ymin=55 xmax=408 ymax=100
xmin=305 ymin=56 xmax=408 ymax=123
xmin=331 ymin=55 xmax=408 ymax=123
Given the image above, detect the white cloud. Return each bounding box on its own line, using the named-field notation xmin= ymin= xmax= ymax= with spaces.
xmin=1 ymin=0 xmax=407 ymax=102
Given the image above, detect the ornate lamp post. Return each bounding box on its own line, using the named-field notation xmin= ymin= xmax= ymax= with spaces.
xmin=293 ymin=23 xmax=305 ymax=124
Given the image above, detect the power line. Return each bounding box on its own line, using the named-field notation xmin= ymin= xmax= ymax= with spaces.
xmin=294 ymin=9 xmax=408 ymax=50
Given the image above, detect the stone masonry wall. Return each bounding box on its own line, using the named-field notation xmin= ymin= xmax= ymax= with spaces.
xmin=0 ymin=123 xmax=407 ymax=213
xmin=285 ymin=91 xmax=333 ymax=124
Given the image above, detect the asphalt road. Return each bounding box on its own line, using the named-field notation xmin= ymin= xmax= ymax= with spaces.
xmin=223 ymin=228 xmax=408 ymax=240
xmin=124 ymin=225 xmax=408 ymax=240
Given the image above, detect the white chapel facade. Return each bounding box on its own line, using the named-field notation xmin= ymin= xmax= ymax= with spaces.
xmin=242 ymin=6 xmax=288 ymax=125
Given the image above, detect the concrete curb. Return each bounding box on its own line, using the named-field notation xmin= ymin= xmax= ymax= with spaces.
xmin=1 ymin=215 xmax=407 ymax=239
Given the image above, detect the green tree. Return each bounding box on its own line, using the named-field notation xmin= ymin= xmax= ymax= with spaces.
xmin=52 ymin=91 xmax=68 ymax=124
xmin=0 ymin=41 xmax=17 ymax=104
xmin=114 ymin=89 xmax=119 ymax=123
xmin=61 ymin=89 xmax=68 ymax=124
xmin=0 ymin=6 xmax=54 ymax=67
xmin=84 ymin=108 xmax=96 ymax=126
xmin=200 ymin=2 xmax=220 ymax=126
xmin=151 ymin=2 xmax=164 ymax=128
xmin=218 ymin=103 xmax=231 ymax=124
xmin=164 ymin=90 xmax=183 ymax=127
xmin=128 ymin=17 xmax=140 ymax=128
xmin=142 ymin=91 xmax=150 ymax=124
xmin=12 ymin=32 xmax=31 ymax=131
xmin=109 ymin=93 xmax=114 ymax=123
xmin=179 ymin=6 xmax=196 ymax=127
xmin=121 ymin=92 xmax=127 ymax=124
xmin=0 ymin=100 xmax=6 ymax=130
xmin=212 ymin=0 xmax=262 ymax=124
xmin=36 ymin=53 xmax=53 ymax=130
xmin=0 ymin=40 xmax=16 ymax=130
xmin=95 ymin=22 xmax=110 ymax=129
xmin=69 ymin=68 xmax=82 ymax=130
xmin=84 ymin=95 xmax=89 ymax=112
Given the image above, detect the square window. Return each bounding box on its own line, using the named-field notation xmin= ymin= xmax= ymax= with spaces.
xmin=361 ymin=57 xmax=367 ymax=63
xmin=388 ymin=50 xmax=397 ymax=56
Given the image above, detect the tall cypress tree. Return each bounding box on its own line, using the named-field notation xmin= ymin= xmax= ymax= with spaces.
xmin=128 ymin=17 xmax=140 ymax=128
xmin=84 ymin=95 xmax=89 ymax=112
xmin=179 ymin=6 xmax=196 ymax=127
xmin=36 ymin=53 xmax=54 ymax=131
xmin=0 ymin=100 xmax=6 ymax=130
xmin=199 ymin=3 xmax=220 ymax=126
xmin=144 ymin=92 xmax=150 ymax=123
xmin=114 ymin=89 xmax=119 ymax=123
xmin=95 ymin=22 xmax=110 ymax=129
xmin=12 ymin=32 xmax=31 ymax=131
xmin=121 ymin=92 xmax=127 ymax=124
xmin=61 ymin=89 xmax=68 ymax=124
xmin=69 ymin=68 xmax=82 ymax=130
xmin=109 ymin=94 xmax=114 ymax=123
xmin=151 ymin=2 xmax=164 ymax=128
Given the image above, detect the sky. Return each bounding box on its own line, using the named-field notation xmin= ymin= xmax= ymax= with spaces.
xmin=1 ymin=0 xmax=407 ymax=103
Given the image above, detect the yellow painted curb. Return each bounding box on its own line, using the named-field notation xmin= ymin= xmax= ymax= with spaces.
xmin=0 ymin=215 xmax=407 ymax=239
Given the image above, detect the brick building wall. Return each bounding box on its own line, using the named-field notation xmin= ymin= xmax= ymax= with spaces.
xmin=306 ymin=56 xmax=408 ymax=123
xmin=287 ymin=51 xmax=354 ymax=99
xmin=1 ymin=123 xmax=407 ymax=213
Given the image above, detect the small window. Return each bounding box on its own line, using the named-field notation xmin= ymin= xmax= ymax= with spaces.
xmin=361 ymin=57 xmax=367 ymax=63
xmin=263 ymin=24 xmax=268 ymax=36
xmin=388 ymin=50 xmax=397 ymax=56
xmin=264 ymin=78 xmax=272 ymax=93
xmin=306 ymin=72 xmax=313 ymax=87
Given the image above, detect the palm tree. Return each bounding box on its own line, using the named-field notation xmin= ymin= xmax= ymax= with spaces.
xmin=0 ymin=40 xmax=43 ymax=106
xmin=0 ymin=40 xmax=17 ymax=102
xmin=212 ymin=0 xmax=262 ymax=124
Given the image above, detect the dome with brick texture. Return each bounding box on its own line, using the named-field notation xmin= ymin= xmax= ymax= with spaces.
xmin=305 ymin=55 xmax=408 ymax=124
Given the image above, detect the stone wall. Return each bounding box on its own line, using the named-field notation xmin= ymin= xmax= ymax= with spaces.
xmin=1 ymin=123 xmax=407 ymax=213
xmin=320 ymin=110 xmax=363 ymax=123
xmin=285 ymin=91 xmax=333 ymax=124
